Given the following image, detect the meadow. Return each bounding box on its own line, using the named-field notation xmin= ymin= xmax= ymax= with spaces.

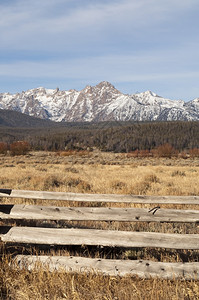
xmin=0 ymin=150 xmax=199 ymax=299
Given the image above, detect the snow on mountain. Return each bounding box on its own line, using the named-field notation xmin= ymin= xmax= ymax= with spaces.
xmin=0 ymin=81 xmax=199 ymax=122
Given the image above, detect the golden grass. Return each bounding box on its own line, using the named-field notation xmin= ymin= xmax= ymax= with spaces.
xmin=0 ymin=151 xmax=199 ymax=196
xmin=0 ymin=151 xmax=199 ymax=299
xmin=1 ymin=258 xmax=199 ymax=300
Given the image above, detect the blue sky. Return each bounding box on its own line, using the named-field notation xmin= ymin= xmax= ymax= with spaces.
xmin=0 ymin=0 xmax=199 ymax=101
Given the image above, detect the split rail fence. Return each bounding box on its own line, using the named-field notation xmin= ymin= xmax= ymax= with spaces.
xmin=0 ymin=189 xmax=199 ymax=279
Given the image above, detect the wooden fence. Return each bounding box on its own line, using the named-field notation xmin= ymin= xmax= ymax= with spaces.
xmin=0 ymin=188 xmax=199 ymax=280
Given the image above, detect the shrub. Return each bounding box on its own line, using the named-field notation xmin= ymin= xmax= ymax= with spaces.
xmin=111 ymin=181 xmax=127 ymax=191
xmin=171 ymin=170 xmax=186 ymax=177
xmin=43 ymin=175 xmax=63 ymax=190
xmin=144 ymin=174 xmax=160 ymax=183
xmin=126 ymin=150 xmax=139 ymax=158
xmin=10 ymin=141 xmax=30 ymax=156
xmin=0 ymin=142 xmax=8 ymax=155
xmin=139 ymin=149 xmax=152 ymax=158
xmin=66 ymin=177 xmax=92 ymax=192
xmin=189 ymin=148 xmax=199 ymax=158
xmin=155 ymin=143 xmax=177 ymax=158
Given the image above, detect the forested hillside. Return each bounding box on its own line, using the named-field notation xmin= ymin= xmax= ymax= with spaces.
xmin=0 ymin=121 xmax=198 ymax=152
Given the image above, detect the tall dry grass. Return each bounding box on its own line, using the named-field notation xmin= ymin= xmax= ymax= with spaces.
xmin=1 ymin=255 xmax=199 ymax=300
xmin=0 ymin=151 xmax=199 ymax=299
xmin=0 ymin=151 xmax=199 ymax=196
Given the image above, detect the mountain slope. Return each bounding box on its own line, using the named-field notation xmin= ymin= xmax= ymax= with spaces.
xmin=0 ymin=81 xmax=199 ymax=122
xmin=0 ymin=109 xmax=56 ymax=128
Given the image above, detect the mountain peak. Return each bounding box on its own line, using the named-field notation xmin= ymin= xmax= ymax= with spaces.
xmin=0 ymin=82 xmax=199 ymax=122
xmin=142 ymin=90 xmax=158 ymax=97
xmin=96 ymin=81 xmax=116 ymax=89
xmin=82 ymin=85 xmax=92 ymax=93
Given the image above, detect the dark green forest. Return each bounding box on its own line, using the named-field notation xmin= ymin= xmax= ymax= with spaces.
xmin=0 ymin=121 xmax=199 ymax=152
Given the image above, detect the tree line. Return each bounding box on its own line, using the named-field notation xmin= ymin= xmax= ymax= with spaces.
xmin=0 ymin=121 xmax=199 ymax=153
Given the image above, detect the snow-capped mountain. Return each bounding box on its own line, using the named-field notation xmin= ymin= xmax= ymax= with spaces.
xmin=0 ymin=81 xmax=199 ymax=122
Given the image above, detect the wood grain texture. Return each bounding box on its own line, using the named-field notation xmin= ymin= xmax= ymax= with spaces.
xmin=1 ymin=205 xmax=199 ymax=222
xmin=0 ymin=189 xmax=199 ymax=204
xmin=14 ymin=255 xmax=199 ymax=279
xmin=1 ymin=227 xmax=199 ymax=249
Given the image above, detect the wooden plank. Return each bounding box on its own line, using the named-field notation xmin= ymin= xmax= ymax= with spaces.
xmin=1 ymin=204 xmax=199 ymax=223
xmin=1 ymin=227 xmax=199 ymax=249
xmin=14 ymin=255 xmax=199 ymax=279
xmin=0 ymin=189 xmax=199 ymax=204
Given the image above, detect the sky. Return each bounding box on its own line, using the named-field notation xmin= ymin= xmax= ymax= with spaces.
xmin=0 ymin=0 xmax=199 ymax=101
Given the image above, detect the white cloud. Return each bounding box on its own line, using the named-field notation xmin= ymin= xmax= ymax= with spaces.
xmin=1 ymin=0 xmax=198 ymax=51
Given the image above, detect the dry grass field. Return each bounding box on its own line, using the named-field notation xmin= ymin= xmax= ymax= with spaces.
xmin=0 ymin=150 xmax=199 ymax=299
xmin=1 ymin=150 xmax=199 ymax=197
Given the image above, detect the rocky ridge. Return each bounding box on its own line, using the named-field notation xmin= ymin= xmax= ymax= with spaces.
xmin=0 ymin=81 xmax=199 ymax=122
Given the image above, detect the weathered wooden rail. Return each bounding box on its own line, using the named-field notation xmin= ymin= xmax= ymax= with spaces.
xmin=0 ymin=189 xmax=199 ymax=279
xmin=1 ymin=188 xmax=199 ymax=204
xmin=1 ymin=227 xmax=199 ymax=249
xmin=15 ymin=256 xmax=199 ymax=280
xmin=1 ymin=205 xmax=199 ymax=222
